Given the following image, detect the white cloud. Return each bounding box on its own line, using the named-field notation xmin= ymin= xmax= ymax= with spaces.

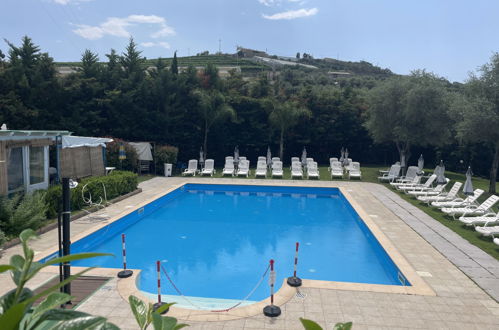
xmin=140 ymin=41 xmax=170 ymax=49
xmin=262 ymin=7 xmax=318 ymax=20
xmin=51 ymin=0 xmax=94 ymax=5
xmin=72 ymin=14 xmax=175 ymax=40
xmin=258 ymin=0 xmax=303 ymax=6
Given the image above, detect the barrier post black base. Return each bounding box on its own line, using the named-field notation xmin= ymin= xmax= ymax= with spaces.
xmin=287 ymin=276 xmax=302 ymax=287
xmin=117 ymin=270 xmax=133 ymax=278
xmin=263 ymin=304 xmax=281 ymax=317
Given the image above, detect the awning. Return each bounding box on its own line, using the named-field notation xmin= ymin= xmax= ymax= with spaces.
xmin=62 ymin=136 xmax=113 ymax=149
xmin=129 ymin=142 xmax=153 ymax=161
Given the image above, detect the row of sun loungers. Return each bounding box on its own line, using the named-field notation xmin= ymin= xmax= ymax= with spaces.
xmin=182 ymin=156 xmax=327 ymax=179
xmin=383 ymin=164 xmax=499 ymax=245
xmin=328 ymin=158 xmax=361 ymax=179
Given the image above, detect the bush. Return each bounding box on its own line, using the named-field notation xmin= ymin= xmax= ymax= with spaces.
xmin=106 ymin=138 xmax=139 ymax=172
xmin=154 ymin=145 xmax=179 ymax=175
xmin=0 ymin=229 xmax=5 ymax=249
xmin=0 ymin=191 xmax=47 ymax=237
xmin=45 ymin=170 xmax=138 ymax=218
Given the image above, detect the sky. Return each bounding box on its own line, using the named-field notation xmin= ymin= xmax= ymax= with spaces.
xmin=1 ymin=0 xmax=499 ymax=82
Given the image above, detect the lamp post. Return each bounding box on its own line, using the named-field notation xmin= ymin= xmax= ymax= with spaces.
xmin=59 ymin=177 xmax=76 ymax=305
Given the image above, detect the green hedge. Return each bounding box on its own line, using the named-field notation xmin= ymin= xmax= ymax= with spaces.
xmin=45 ymin=171 xmax=138 ymax=218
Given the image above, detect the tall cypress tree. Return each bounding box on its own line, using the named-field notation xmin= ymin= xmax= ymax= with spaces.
xmin=170 ymin=51 xmax=178 ymax=76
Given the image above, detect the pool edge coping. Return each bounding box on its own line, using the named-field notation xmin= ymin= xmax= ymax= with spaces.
xmin=35 ymin=179 xmax=436 ymax=321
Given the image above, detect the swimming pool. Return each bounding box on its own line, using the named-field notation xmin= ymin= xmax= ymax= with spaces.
xmin=42 ymin=183 xmax=409 ymax=309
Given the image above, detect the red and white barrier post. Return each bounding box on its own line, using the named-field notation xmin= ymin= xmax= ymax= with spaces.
xmin=153 ymin=260 xmax=168 ymax=314
xmin=263 ymin=259 xmax=281 ymax=317
xmin=117 ymin=234 xmax=133 ymax=278
xmin=287 ymin=242 xmax=302 ymax=287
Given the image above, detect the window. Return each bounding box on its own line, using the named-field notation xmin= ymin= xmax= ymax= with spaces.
xmin=29 ymin=146 xmax=44 ymax=185
xmin=7 ymin=147 xmax=24 ymax=192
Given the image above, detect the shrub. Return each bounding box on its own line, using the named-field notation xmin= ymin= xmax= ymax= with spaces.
xmin=154 ymin=145 xmax=179 ymax=175
xmin=0 ymin=229 xmax=5 ymax=249
xmin=106 ymin=138 xmax=139 ymax=172
xmin=45 ymin=170 xmax=138 ymax=218
xmin=0 ymin=191 xmax=47 ymax=237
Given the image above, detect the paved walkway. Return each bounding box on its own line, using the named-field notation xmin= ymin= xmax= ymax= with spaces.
xmin=1 ymin=177 xmax=498 ymax=329
xmin=365 ymin=184 xmax=499 ymax=301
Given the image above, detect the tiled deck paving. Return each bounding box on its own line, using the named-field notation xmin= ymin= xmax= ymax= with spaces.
xmin=1 ymin=177 xmax=498 ymax=329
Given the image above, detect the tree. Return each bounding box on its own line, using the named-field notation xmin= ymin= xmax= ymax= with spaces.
xmin=265 ymin=98 xmax=311 ymax=160
xmin=120 ymin=37 xmax=145 ymax=80
xmin=192 ymin=89 xmax=235 ymax=157
xmin=170 ymin=51 xmax=178 ymax=76
xmin=365 ymin=72 xmax=452 ymax=166
xmin=80 ymin=49 xmax=100 ymax=78
xmin=451 ymin=53 xmax=499 ymax=193
xmin=296 ymin=52 xmax=300 ymax=60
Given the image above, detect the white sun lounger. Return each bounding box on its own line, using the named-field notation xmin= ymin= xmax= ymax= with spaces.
xmin=222 ymin=159 xmax=234 ymax=176
xmin=272 ymin=157 xmax=280 ymax=163
xmin=441 ymin=195 xmax=499 ymax=220
xmin=200 ymin=159 xmax=215 ymax=176
xmin=431 ymin=189 xmax=484 ymax=208
xmin=494 ymin=238 xmax=499 ymax=246
xmin=291 ymin=157 xmax=300 ymax=164
xmin=475 ymin=225 xmax=499 ymax=237
xmin=459 ymin=212 xmax=499 ymax=227
xmin=258 ymin=156 xmax=266 ymax=162
xmin=348 ymin=162 xmax=362 ymax=179
xmin=378 ymin=164 xmax=401 ymax=182
xmin=182 ymin=159 xmax=198 ymax=176
xmin=406 ymin=179 xmax=449 ymax=196
xmin=328 ymin=158 xmax=338 ymax=172
xmin=291 ymin=161 xmax=303 ymax=179
xmin=390 ymin=166 xmax=420 ymax=186
xmin=331 ymin=161 xmax=343 ymax=178
xmin=255 ymin=160 xmax=268 ymax=178
xmin=271 ymin=161 xmax=283 ymax=178
xmin=237 ymin=160 xmax=250 ymax=177
xmin=397 ymin=174 xmax=437 ymax=191
xmin=307 ymin=162 xmax=320 ymax=179
xmin=417 ymin=182 xmax=462 ymax=204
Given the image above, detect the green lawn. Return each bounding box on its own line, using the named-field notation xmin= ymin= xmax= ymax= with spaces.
xmin=141 ymin=165 xmax=499 ymax=259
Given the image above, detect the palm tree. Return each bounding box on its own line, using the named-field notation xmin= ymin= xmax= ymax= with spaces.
xmin=193 ymin=89 xmax=235 ymax=157
xmin=266 ymin=98 xmax=311 ymax=160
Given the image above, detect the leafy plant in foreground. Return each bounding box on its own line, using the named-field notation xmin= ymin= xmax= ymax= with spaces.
xmin=128 ymin=295 xmax=188 ymax=330
xmin=300 ymin=318 xmax=352 ymax=330
xmin=0 ymin=229 xmax=115 ymax=329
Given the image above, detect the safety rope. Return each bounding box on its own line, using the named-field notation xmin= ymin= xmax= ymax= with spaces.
xmin=160 ymin=263 xmax=271 ymax=312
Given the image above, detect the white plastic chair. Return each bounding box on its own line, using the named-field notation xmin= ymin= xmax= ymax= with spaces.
xmin=307 ymin=162 xmax=320 ymax=179
xmin=331 ymin=161 xmax=343 ymax=178
xmin=348 ymin=162 xmax=362 ymax=179
xmin=237 ymin=160 xmax=250 ymax=177
xmin=222 ymin=159 xmax=234 ymax=176
xmin=255 ymin=160 xmax=267 ymax=178
xmin=272 ymin=161 xmax=283 ymax=178
xmin=291 ymin=161 xmax=303 ymax=179
xmin=201 ymin=159 xmax=215 ymax=176
xmin=182 ymin=159 xmax=198 ymax=176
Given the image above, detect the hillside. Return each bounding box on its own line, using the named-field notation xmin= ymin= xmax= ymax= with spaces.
xmin=55 ymin=53 xmax=394 ymax=78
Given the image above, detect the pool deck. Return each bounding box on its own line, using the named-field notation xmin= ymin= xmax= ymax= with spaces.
xmin=1 ymin=177 xmax=498 ymax=329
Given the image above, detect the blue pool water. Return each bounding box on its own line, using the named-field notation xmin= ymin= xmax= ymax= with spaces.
xmin=42 ymin=184 xmax=408 ymax=308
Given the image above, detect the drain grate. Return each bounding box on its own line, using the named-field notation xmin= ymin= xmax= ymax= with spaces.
xmin=295 ymin=290 xmax=307 ymax=299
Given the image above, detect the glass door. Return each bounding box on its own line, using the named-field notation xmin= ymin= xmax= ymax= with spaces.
xmin=27 ymin=146 xmax=48 ymax=191
xmin=7 ymin=147 xmax=24 ymax=193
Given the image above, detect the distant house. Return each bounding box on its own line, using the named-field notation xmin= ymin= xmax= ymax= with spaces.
xmin=237 ymin=47 xmax=268 ymax=58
